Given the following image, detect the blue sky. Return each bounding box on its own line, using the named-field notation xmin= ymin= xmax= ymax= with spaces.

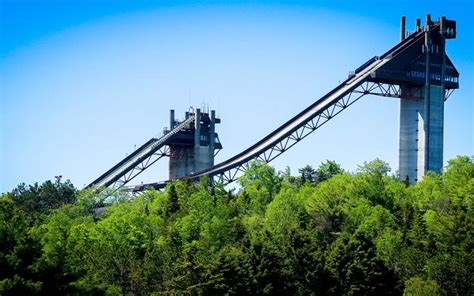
xmin=1 ymin=0 xmax=473 ymax=192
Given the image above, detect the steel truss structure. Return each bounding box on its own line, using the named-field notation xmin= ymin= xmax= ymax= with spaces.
xmin=351 ymin=81 xmax=454 ymax=101
xmin=444 ymin=88 xmax=455 ymax=101
xmin=353 ymin=82 xmax=422 ymax=99
xmin=129 ymin=80 xmax=455 ymax=191
xmin=108 ymin=146 xmax=170 ymax=189
xmin=89 ymin=116 xmax=195 ymax=191
xmin=209 ymin=81 xmax=403 ymax=185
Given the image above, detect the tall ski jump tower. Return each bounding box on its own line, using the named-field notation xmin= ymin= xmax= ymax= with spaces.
xmin=364 ymin=15 xmax=459 ymax=183
xmin=396 ymin=15 xmax=459 ymax=182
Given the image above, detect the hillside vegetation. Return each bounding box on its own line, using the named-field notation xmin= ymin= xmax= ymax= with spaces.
xmin=1 ymin=156 xmax=473 ymax=295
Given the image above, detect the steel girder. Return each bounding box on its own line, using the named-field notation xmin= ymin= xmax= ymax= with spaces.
xmin=106 ymin=145 xmax=170 ymax=190
xmin=352 ymin=82 xmax=455 ymax=101
xmin=209 ymin=81 xmax=457 ymax=185
xmin=353 ymin=82 xmax=422 ymax=99
xmin=125 ymin=81 xmax=456 ymax=192
xmin=209 ymin=81 xmax=385 ymax=184
xmin=444 ymin=88 xmax=455 ymax=101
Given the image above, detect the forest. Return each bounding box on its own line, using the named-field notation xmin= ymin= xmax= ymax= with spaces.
xmin=1 ymin=156 xmax=473 ymax=295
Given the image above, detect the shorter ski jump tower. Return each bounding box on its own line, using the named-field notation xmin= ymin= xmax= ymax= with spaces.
xmin=87 ymin=108 xmax=222 ymax=190
xmin=167 ymin=109 xmax=222 ymax=179
xmin=88 ymin=15 xmax=458 ymax=192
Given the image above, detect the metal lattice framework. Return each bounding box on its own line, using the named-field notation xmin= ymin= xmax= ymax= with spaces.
xmin=125 ymin=79 xmax=457 ymax=192
xmin=89 ymin=115 xmax=195 ymax=193
xmin=209 ymin=81 xmax=405 ymax=184
xmin=444 ymin=88 xmax=455 ymax=101
xmin=123 ymin=80 xmax=457 ymax=192
xmin=352 ymin=82 xmax=454 ymax=101
xmin=353 ymin=82 xmax=422 ymax=99
xmin=107 ymin=146 xmax=170 ymax=189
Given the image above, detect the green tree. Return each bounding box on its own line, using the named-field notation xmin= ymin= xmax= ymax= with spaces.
xmin=306 ymin=174 xmax=353 ymax=242
xmin=31 ymin=205 xmax=92 ymax=294
xmin=315 ymin=160 xmax=343 ymax=183
xmin=327 ymin=233 xmax=401 ymax=295
xmin=10 ymin=176 xmax=76 ymax=217
xmin=0 ymin=195 xmax=42 ymax=295
xmin=166 ymin=183 xmax=180 ymax=216
xmin=357 ymin=159 xmax=391 ymax=176
xmin=403 ymin=277 xmax=440 ymax=296
xmin=239 ymin=161 xmax=281 ymax=201
xmin=1 ymin=156 xmax=472 ymax=295
xmin=299 ymin=165 xmax=316 ymax=184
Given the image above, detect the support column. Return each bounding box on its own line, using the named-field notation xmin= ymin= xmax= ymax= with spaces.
xmin=399 ymin=86 xmax=422 ymax=183
xmin=209 ymin=110 xmax=216 ymax=166
xmin=170 ymin=109 xmax=175 ymax=129
xmin=194 ymin=108 xmax=201 ymax=149
xmin=400 ymin=16 xmax=406 ymax=41
xmin=193 ymin=108 xmax=205 ymax=173
xmin=424 ymin=85 xmax=444 ymax=175
xmin=399 ymin=85 xmax=444 ymax=183
xmin=423 ymin=14 xmax=432 ymax=174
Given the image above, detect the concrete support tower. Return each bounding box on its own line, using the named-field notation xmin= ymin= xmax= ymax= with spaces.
xmin=167 ymin=108 xmax=222 ymax=180
xmin=398 ymin=15 xmax=458 ymax=182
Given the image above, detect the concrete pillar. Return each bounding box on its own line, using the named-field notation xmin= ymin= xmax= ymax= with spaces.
xmin=210 ymin=110 xmax=216 ymax=166
xmin=400 ymin=16 xmax=406 ymax=41
xmin=170 ymin=109 xmax=175 ymax=129
xmin=425 ymin=85 xmax=444 ymax=175
xmin=399 ymin=86 xmax=422 ymax=183
xmin=399 ymin=85 xmax=444 ymax=183
xmin=423 ymin=15 xmax=432 ymax=173
xmin=194 ymin=108 xmax=201 ymax=148
xmin=169 ymin=146 xmax=194 ymax=180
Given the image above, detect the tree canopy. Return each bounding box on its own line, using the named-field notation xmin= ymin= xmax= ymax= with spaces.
xmin=1 ymin=156 xmax=473 ymax=295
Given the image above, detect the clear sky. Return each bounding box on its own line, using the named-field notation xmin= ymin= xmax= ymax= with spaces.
xmin=1 ymin=0 xmax=473 ymax=192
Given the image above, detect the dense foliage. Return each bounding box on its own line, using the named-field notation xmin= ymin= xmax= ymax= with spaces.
xmin=1 ymin=157 xmax=473 ymax=295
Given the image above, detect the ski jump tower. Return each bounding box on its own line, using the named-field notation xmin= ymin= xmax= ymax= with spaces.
xmin=167 ymin=108 xmax=222 ymax=179
xmin=395 ymin=15 xmax=458 ymax=182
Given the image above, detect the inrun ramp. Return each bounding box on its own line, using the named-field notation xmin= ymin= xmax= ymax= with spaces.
xmin=88 ymin=116 xmax=195 ymax=189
